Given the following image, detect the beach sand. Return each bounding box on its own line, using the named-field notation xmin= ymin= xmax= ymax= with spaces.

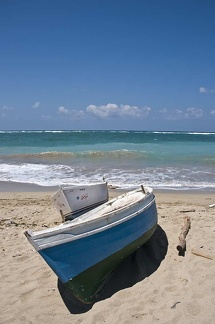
xmin=0 ymin=185 xmax=215 ymax=324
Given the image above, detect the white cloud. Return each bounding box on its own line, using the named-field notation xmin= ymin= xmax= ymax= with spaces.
xmin=32 ymin=101 xmax=40 ymax=108
xmin=120 ymin=105 xmax=150 ymax=117
xmin=185 ymin=107 xmax=203 ymax=118
xmin=158 ymin=108 xmax=182 ymax=120
xmin=199 ymin=86 xmax=215 ymax=93
xmin=1 ymin=105 xmax=13 ymax=119
xmin=86 ymin=104 xmax=117 ymax=118
xmin=210 ymin=110 xmax=215 ymax=116
xmin=159 ymin=108 xmax=168 ymax=114
xmin=86 ymin=103 xmax=151 ymax=118
xmin=57 ymin=106 xmax=86 ymax=120
xmin=58 ymin=106 xmax=69 ymax=115
xmin=158 ymin=107 xmax=203 ymax=120
xmin=199 ymin=86 xmax=207 ymax=93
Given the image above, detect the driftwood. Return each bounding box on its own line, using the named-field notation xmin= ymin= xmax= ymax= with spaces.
xmin=180 ymin=209 xmax=195 ymax=213
xmin=191 ymin=248 xmax=215 ymax=261
xmin=176 ymin=216 xmax=191 ymax=252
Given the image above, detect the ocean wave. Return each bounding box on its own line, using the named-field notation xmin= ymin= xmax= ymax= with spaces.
xmin=1 ymin=130 xmax=215 ymax=135
xmin=0 ymin=149 xmax=143 ymax=162
xmin=151 ymin=131 xmax=215 ymax=135
xmin=0 ymin=161 xmax=214 ymax=190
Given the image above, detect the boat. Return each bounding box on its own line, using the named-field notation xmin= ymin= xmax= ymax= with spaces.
xmin=51 ymin=182 xmax=109 ymax=221
xmin=25 ymin=185 xmax=157 ymax=304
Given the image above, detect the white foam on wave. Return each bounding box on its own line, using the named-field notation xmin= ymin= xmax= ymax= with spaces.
xmin=0 ymin=162 xmax=215 ymax=190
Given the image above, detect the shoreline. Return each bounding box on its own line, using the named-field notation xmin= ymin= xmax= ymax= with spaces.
xmin=0 ymin=180 xmax=214 ymax=194
xmin=0 ymin=181 xmax=59 ymax=192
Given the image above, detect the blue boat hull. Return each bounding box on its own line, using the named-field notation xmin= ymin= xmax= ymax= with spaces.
xmin=65 ymin=224 xmax=157 ymax=303
xmin=39 ymin=199 xmax=157 ymax=303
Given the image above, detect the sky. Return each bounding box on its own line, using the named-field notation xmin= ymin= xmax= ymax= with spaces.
xmin=0 ymin=0 xmax=215 ymax=131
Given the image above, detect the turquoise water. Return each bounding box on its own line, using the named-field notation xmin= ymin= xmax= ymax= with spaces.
xmin=0 ymin=130 xmax=215 ymax=190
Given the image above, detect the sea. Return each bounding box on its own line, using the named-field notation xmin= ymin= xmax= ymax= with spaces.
xmin=0 ymin=130 xmax=215 ymax=191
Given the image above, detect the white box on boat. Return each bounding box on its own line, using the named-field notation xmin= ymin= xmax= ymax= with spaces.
xmin=52 ymin=182 xmax=109 ymax=220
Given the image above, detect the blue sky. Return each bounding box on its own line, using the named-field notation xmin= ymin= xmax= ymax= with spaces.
xmin=0 ymin=0 xmax=215 ymax=131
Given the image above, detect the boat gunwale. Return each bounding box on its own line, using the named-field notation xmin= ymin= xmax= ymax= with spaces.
xmin=25 ymin=193 xmax=156 ymax=251
xmin=29 ymin=187 xmax=154 ymax=235
xmin=27 ymin=187 xmax=153 ymax=239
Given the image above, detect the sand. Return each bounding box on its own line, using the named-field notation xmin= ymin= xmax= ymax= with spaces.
xmin=0 ymin=185 xmax=215 ymax=324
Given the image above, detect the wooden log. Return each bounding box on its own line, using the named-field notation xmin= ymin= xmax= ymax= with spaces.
xmin=176 ymin=216 xmax=191 ymax=252
xmin=180 ymin=209 xmax=195 ymax=213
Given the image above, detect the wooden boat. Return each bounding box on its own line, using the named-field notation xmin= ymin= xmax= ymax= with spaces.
xmin=51 ymin=182 xmax=109 ymax=221
xmin=25 ymin=185 xmax=157 ymax=304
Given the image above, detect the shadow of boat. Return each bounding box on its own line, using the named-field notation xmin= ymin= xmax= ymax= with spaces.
xmin=57 ymin=225 xmax=168 ymax=314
